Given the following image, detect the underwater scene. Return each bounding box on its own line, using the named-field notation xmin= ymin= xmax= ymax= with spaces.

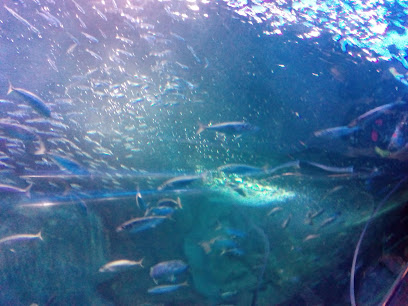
xmin=1 ymin=0 xmax=408 ymax=305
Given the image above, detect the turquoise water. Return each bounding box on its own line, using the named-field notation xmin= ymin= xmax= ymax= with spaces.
xmin=0 ymin=1 xmax=408 ymax=305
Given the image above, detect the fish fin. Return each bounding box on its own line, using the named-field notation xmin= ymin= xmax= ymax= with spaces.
xmin=197 ymin=122 xmax=206 ymax=134
xmin=153 ymin=278 xmax=158 ymax=285
xmin=37 ymin=231 xmax=43 ymax=241
xmin=176 ymin=197 xmax=182 ymax=209
xmin=25 ymin=183 xmax=33 ymax=198
xmin=7 ymin=81 xmax=14 ymax=95
xmin=182 ymin=281 xmax=189 ymax=287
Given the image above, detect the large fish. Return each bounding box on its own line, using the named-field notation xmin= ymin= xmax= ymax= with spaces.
xmin=7 ymin=82 xmax=51 ymax=117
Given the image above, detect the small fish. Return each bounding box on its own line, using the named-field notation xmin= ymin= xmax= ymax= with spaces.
xmin=0 ymin=231 xmax=43 ymax=244
xmin=92 ymin=6 xmax=107 ymax=21
xmin=266 ymin=160 xmax=300 ymax=175
xmin=49 ymin=153 xmax=89 ymax=175
xmin=149 ymin=260 xmax=188 ymax=282
xmin=85 ymin=49 xmax=102 ymax=60
xmin=224 ymin=227 xmax=246 ymax=239
xmin=349 ymin=101 xmax=407 ymax=127
xmin=187 ymin=45 xmax=200 ymax=63
xmin=220 ymin=247 xmax=245 ymax=256
xmin=157 ymin=197 xmax=182 ymax=209
xmin=147 ymin=281 xmax=188 ymax=294
xmin=158 ymin=174 xmax=204 ymax=191
xmin=4 ymin=5 xmax=41 ymax=35
xmin=197 ymin=121 xmax=258 ymax=136
xmin=170 ymin=32 xmax=185 ymax=41
xmin=282 ymin=214 xmax=292 ymax=229
xmin=7 ymin=82 xmax=51 ymax=117
xmin=99 ymin=258 xmax=144 ymax=272
xmin=66 ymin=43 xmax=78 ymax=54
xmin=0 ymin=182 xmax=32 ymax=198
xmin=303 ymin=234 xmax=320 ymax=242
xmin=302 ymin=161 xmax=354 ymax=174
xmin=145 ymin=206 xmax=175 ymax=217
xmin=36 ymin=9 xmax=63 ymax=28
xmin=314 ymin=125 xmax=360 ymax=139
xmin=217 ymin=164 xmax=264 ymax=176
xmin=136 ymin=187 xmax=146 ymax=211
xmin=388 ymin=114 xmax=407 ymax=151
xmin=319 ymin=215 xmax=338 ymax=229
xmin=116 ymin=216 xmax=167 ymax=233
xmin=81 ymin=32 xmax=99 ymax=43
xmin=267 ymin=206 xmax=283 ymax=216
xmin=115 ymin=35 xmax=134 ymax=45
xmin=72 ymin=0 xmax=85 ymax=14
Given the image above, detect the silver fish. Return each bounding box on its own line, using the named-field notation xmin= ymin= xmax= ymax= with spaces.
xmin=0 ymin=231 xmax=43 ymax=244
xmin=0 ymin=182 xmax=32 ymax=198
xmin=4 ymin=5 xmax=40 ymax=35
xmin=157 ymin=174 xmax=204 ymax=191
xmin=197 ymin=121 xmax=258 ymax=135
xmin=148 ymin=281 xmax=188 ymax=294
xmin=116 ymin=216 xmax=167 ymax=233
xmin=99 ymin=258 xmax=144 ymax=272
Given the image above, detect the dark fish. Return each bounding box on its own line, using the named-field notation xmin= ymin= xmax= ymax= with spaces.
xmin=116 ymin=216 xmax=167 ymax=233
xmin=314 ymin=125 xmax=360 ymax=139
xmin=197 ymin=121 xmax=259 ymax=135
xmin=7 ymin=82 xmax=51 ymax=117
xmin=148 ymin=281 xmax=188 ymax=294
xmin=348 ymin=100 xmax=407 ymax=127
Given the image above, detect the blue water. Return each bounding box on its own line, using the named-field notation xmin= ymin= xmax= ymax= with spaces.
xmin=0 ymin=0 xmax=408 ymax=305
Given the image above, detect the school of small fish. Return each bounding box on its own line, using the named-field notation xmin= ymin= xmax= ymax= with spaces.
xmin=0 ymin=1 xmax=407 ymax=303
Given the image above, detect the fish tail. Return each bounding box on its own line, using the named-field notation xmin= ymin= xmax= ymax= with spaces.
xmin=25 ymin=183 xmax=33 ymax=198
xmin=37 ymin=231 xmax=43 ymax=241
xmin=7 ymin=80 xmax=14 ymax=95
xmin=197 ymin=122 xmax=206 ymax=134
xmin=176 ymin=197 xmax=182 ymax=209
xmin=34 ymin=137 xmax=46 ymax=155
xmin=138 ymin=258 xmax=144 ymax=268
